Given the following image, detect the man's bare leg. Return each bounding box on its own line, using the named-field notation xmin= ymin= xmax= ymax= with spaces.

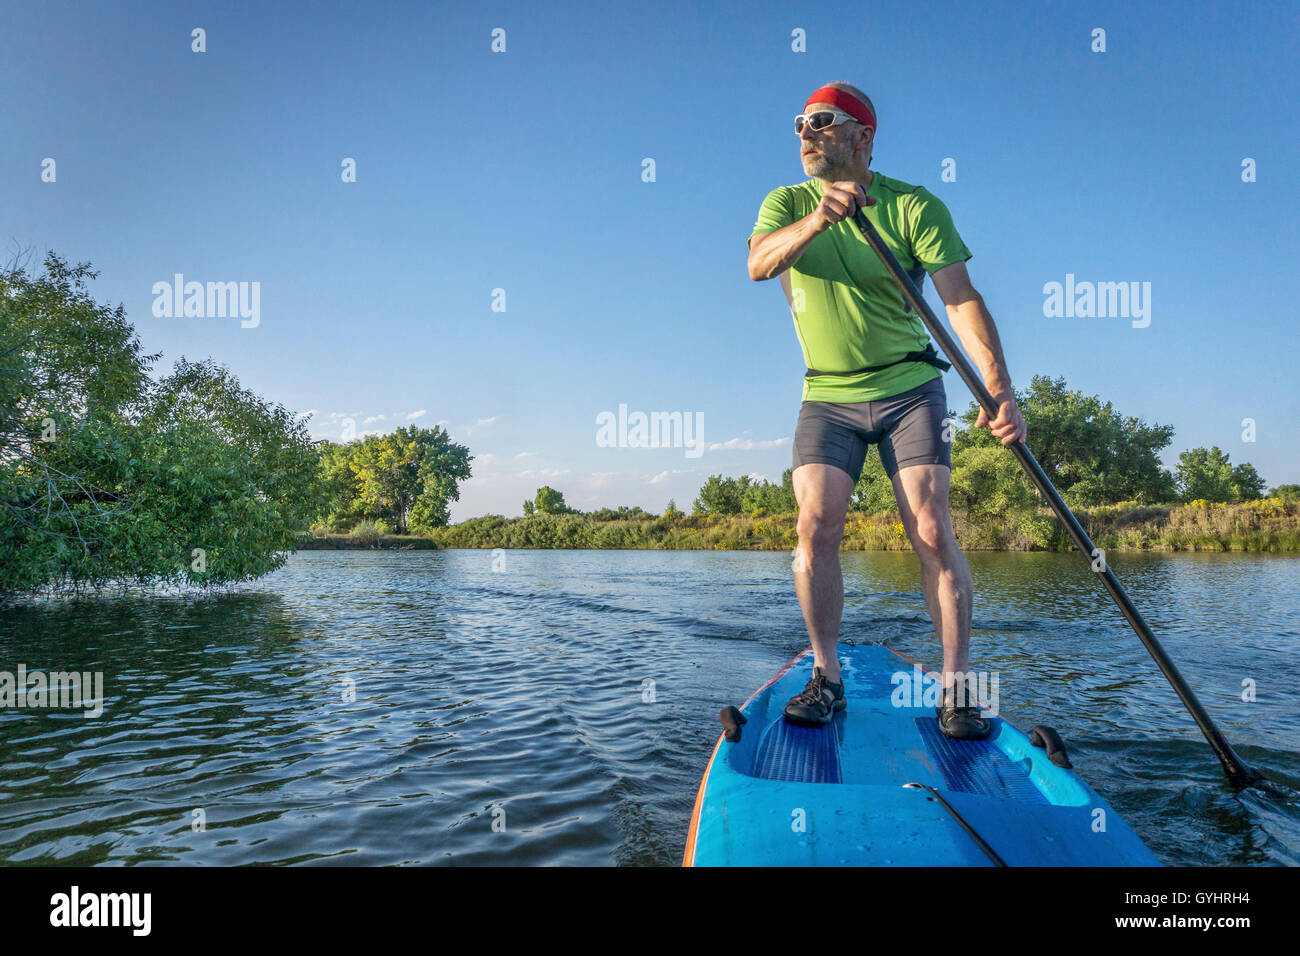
xmin=792 ymin=462 xmax=857 ymax=684
xmin=889 ymin=463 xmax=973 ymax=686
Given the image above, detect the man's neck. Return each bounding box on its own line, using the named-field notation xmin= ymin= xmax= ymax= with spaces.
xmin=818 ymin=169 xmax=873 ymax=189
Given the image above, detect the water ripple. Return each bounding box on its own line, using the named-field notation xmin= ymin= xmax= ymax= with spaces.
xmin=0 ymin=548 xmax=1296 ymax=865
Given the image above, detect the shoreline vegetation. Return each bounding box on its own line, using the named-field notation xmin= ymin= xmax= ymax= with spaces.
xmin=5 ymin=251 xmax=1299 ymax=598
xmin=296 ymin=497 xmax=1300 ymax=554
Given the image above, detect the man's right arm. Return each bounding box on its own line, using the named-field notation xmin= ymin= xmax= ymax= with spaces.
xmin=746 ymin=216 xmax=827 ymax=281
xmin=746 ymin=180 xmax=869 ymax=281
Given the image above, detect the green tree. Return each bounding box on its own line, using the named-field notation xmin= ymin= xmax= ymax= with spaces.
xmin=136 ymin=357 xmax=325 ymax=580
xmin=316 ymin=440 xmax=365 ymax=530
xmin=0 ymin=254 xmax=149 ymax=590
xmin=949 ymin=445 xmax=1055 ymax=547
xmin=407 ymin=427 xmax=474 ymax=532
xmin=589 ymin=505 xmax=652 ymax=521
xmin=0 ymin=252 xmax=323 ymax=593
xmin=350 ymin=433 xmax=416 ymax=532
xmin=741 ymin=469 xmax=798 ymax=515
xmin=953 ymin=376 xmax=1176 ymax=505
xmin=1229 ymin=461 xmax=1265 ymax=501
xmin=532 ymin=485 xmax=573 ymax=515
xmin=1269 ymin=483 xmax=1300 ymax=501
xmin=851 ymin=452 xmax=895 ymax=512
xmin=349 ymin=425 xmax=471 ymax=534
xmin=693 ymin=474 xmax=752 ymax=515
xmin=1176 ymin=446 xmax=1264 ymax=502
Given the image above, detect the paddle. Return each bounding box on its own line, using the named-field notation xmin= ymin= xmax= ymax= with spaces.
xmin=850 ymin=205 xmax=1263 ymax=790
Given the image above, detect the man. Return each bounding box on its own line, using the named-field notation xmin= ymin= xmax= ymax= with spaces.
xmin=746 ymin=82 xmax=1027 ymax=739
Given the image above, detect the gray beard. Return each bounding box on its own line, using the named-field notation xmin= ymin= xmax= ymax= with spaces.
xmin=805 ymin=151 xmax=858 ymax=181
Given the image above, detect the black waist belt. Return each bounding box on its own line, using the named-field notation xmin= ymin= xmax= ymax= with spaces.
xmin=805 ymin=342 xmax=952 ymax=379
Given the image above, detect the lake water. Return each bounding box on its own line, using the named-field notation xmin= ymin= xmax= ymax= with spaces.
xmin=1 ymin=549 xmax=1297 ymax=866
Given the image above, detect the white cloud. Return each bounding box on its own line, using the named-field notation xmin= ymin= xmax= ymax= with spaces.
xmin=515 ymin=451 xmax=535 ymax=458
xmin=363 ymin=415 xmax=386 ymax=425
xmin=519 ymin=467 xmax=570 ymax=480
xmin=293 ymin=409 xmax=318 ymax=420
xmin=406 ymin=410 xmax=428 ymax=421
xmin=649 ymin=469 xmax=693 ymax=485
xmin=706 ymin=436 xmax=791 ymax=452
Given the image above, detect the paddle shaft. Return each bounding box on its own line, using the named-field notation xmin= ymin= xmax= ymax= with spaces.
xmin=850 ymin=206 xmax=1261 ymax=789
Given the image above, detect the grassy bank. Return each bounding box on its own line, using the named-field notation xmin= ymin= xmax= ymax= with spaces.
xmin=297 ymin=497 xmax=1300 ymax=553
xmin=1087 ymin=497 xmax=1300 ymax=552
xmin=296 ymin=531 xmax=442 ymax=550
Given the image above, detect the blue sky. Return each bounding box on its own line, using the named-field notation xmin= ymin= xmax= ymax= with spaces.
xmin=3 ymin=0 xmax=1296 ymax=520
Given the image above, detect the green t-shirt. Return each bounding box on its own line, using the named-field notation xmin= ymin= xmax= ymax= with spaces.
xmin=749 ymin=172 xmax=972 ymax=403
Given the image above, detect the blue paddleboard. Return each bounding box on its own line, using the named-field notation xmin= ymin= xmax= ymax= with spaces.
xmin=684 ymin=643 xmax=1160 ymax=866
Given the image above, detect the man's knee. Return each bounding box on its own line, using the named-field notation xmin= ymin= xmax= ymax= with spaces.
xmin=797 ymin=506 xmax=846 ymax=552
xmin=793 ymin=464 xmax=853 ymax=556
xmin=910 ymin=512 xmax=955 ymax=561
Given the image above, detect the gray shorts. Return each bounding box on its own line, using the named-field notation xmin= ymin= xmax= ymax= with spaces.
xmin=792 ymin=376 xmax=951 ymax=482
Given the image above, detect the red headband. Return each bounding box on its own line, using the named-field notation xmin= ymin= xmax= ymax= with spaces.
xmin=804 ymin=86 xmax=876 ymax=132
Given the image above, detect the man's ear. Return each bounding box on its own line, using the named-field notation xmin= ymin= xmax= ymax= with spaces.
xmin=857 ymin=125 xmax=874 ymax=157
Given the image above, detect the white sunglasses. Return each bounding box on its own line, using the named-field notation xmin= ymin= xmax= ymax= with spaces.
xmin=794 ymin=109 xmax=861 ymax=134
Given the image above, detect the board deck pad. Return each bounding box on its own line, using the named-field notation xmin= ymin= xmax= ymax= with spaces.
xmin=916 ymin=717 xmax=1048 ymax=803
xmin=684 ymin=643 xmax=1160 ymax=867
xmin=753 ymin=719 xmax=843 ymax=783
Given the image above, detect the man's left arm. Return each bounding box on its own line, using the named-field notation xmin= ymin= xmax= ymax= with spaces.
xmin=929 ymin=262 xmax=1027 ymax=446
